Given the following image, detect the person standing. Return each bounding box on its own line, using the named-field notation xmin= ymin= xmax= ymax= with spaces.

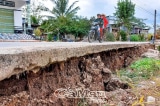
xmin=101 ymin=14 xmax=108 ymax=37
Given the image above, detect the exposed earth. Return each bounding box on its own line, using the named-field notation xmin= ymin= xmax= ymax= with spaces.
xmin=0 ymin=43 xmax=159 ymax=106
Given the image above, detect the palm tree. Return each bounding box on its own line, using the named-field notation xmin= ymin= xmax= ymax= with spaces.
xmin=50 ymin=0 xmax=80 ymax=18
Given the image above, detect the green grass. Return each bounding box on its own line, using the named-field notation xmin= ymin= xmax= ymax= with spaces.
xmin=118 ymin=58 xmax=160 ymax=81
xmin=117 ymin=58 xmax=160 ymax=105
xmin=130 ymin=34 xmax=140 ymax=41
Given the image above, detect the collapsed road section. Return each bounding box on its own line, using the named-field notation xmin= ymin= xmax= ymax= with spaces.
xmin=0 ymin=42 xmax=154 ymax=106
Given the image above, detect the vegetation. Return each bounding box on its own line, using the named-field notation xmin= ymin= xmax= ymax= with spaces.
xmin=31 ymin=15 xmax=40 ymax=25
xmin=117 ymin=57 xmax=160 ymax=105
xmin=22 ymin=0 xmax=152 ymax=42
xmin=118 ymin=58 xmax=160 ymax=81
xmin=38 ymin=0 xmax=91 ymax=41
xmin=40 ymin=16 xmax=90 ymax=41
xmin=139 ymin=33 xmax=145 ymax=41
xmin=133 ymin=18 xmax=148 ymax=29
xmin=22 ymin=0 xmax=47 ymax=25
xmin=115 ymin=32 xmax=120 ymax=41
xmin=114 ymin=0 xmax=135 ymax=33
xmin=50 ymin=0 xmax=80 ymax=18
xmin=120 ymin=30 xmax=127 ymax=41
xmin=66 ymin=16 xmax=90 ymax=39
xmin=147 ymin=33 xmax=153 ymax=40
xmin=130 ymin=34 xmax=140 ymax=41
xmin=47 ymin=33 xmax=53 ymax=41
xmin=105 ymin=32 xmax=115 ymax=41
xmin=33 ymin=28 xmax=42 ymax=36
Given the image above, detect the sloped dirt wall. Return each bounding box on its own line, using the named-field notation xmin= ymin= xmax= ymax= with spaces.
xmin=0 ymin=44 xmax=154 ymax=106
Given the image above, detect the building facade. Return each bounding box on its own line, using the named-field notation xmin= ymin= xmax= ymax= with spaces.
xmin=0 ymin=0 xmax=28 ymax=33
xmin=107 ymin=15 xmax=149 ymax=35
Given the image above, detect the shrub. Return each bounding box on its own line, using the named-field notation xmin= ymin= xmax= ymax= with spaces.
xmin=139 ymin=34 xmax=145 ymax=41
xmin=130 ymin=34 xmax=140 ymax=41
xmin=105 ymin=32 xmax=115 ymax=41
xmin=116 ymin=32 xmax=120 ymax=41
xmin=33 ymin=28 xmax=42 ymax=36
xmin=147 ymin=34 xmax=153 ymax=40
xmin=47 ymin=34 xmax=53 ymax=41
xmin=120 ymin=30 xmax=127 ymax=41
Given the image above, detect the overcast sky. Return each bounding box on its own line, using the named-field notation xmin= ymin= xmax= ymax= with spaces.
xmin=44 ymin=0 xmax=160 ymax=33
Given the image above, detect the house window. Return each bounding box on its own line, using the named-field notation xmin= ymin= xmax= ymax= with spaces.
xmin=0 ymin=0 xmax=15 ymax=7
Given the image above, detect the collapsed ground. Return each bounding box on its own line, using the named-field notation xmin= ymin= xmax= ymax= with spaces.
xmin=0 ymin=44 xmax=158 ymax=106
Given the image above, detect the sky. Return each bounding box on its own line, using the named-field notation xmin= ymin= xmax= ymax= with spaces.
xmin=43 ymin=0 xmax=160 ymax=33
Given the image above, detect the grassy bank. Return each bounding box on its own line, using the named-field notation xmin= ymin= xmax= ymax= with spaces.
xmin=117 ymin=58 xmax=160 ymax=105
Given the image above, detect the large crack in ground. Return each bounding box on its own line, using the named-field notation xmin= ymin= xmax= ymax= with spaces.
xmin=0 ymin=44 xmax=154 ymax=106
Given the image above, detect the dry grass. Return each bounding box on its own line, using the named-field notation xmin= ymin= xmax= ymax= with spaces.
xmin=131 ymin=77 xmax=160 ymax=106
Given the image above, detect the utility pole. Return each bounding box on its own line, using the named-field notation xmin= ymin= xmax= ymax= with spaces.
xmin=26 ymin=0 xmax=31 ymax=34
xmin=153 ymin=10 xmax=156 ymax=44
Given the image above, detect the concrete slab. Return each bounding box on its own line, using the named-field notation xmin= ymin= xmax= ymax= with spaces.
xmin=0 ymin=42 xmax=152 ymax=81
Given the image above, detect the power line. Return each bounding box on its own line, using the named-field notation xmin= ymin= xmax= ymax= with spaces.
xmin=132 ymin=0 xmax=148 ymax=7
xmin=132 ymin=0 xmax=154 ymax=16
xmin=133 ymin=0 xmax=160 ymax=17
xmin=131 ymin=0 xmax=158 ymax=26
xmin=135 ymin=5 xmax=154 ymax=16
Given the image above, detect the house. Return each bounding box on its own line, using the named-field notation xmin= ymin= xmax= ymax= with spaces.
xmin=131 ymin=22 xmax=150 ymax=35
xmin=106 ymin=16 xmax=119 ymax=33
xmin=107 ymin=15 xmax=150 ymax=35
xmin=0 ymin=0 xmax=29 ymax=33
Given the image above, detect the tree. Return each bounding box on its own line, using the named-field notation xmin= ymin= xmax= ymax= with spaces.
xmin=40 ymin=0 xmax=89 ymax=41
xmin=69 ymin=16 xmax=90 ymax=39
xmin=50 ymin=0 xmax=80 ymax=18
xmin=89 ymin=16 xmax=96 ymax=22
xmin=40 ymin=16 xmax=90 ymax=40
xmin=133 ymin=18 xmax=146 ymax=29
xmin=22 ymin=0 xmax=48 ymax=25
xmin=114 ymin=0 xmax=135 ymax=32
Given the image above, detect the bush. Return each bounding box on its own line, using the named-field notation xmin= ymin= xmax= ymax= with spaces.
xmin=139 ymin=34 xmax=145 ymax=41
xmin=147 ymin=34 xmax=153 ymax=40
xmin=116 ymin=32 xmax=120 ymax=41
xmin=120 ymin=30 xmax=127 ymax=41
xmin=130 ymin=34 xmax=140 ymax=41
xmin=33 ymin=28 xmax=42 ymax=36
xmin=47 ymin=34 xmax=53 ymax=41
xmin=105 ymin=32 xmax=115 ymax=41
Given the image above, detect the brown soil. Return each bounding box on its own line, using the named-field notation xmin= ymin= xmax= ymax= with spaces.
xmin=0 ymin=44 xmax=154 ymax=106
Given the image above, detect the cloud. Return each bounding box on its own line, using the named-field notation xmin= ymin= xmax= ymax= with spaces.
xmin=69 ymin=0 xmax=118 ymax=18
xmin=70 ymin=0 xmax=94 ymax=17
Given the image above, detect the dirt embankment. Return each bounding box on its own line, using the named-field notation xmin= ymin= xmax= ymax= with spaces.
xmin=0 ymin=44 xmax=154 ymax=106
